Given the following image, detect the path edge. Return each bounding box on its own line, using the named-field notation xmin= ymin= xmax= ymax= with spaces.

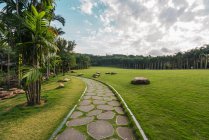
xmin=48 ymin=77 xmax=87 ymax=140
xmin=86 ymin=77 xmax=148 ymax=140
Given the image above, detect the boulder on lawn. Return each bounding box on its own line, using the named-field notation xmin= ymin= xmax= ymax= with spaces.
xmin=14 ymin=89 xmax=25 ymax=94
xmin=105 ymin=72 xmax=111 ymax=74
xmin=58 ymin=83 xmax=65 ymax=88
xmin=0 ymin=91 xmax=14 ymax=98
xmin=71 ymin=71 xmax=76 ymax=73
xmin=77 ymin=73 xmax=84 ymax=76
xmin=96 ymin=72 xmax=101 ymax=74
xmin=131 ymin=77 xmax=150 ymax=85
xmin=111 ymin=72 xmax=117 ymax=75
xmin=63 ymin=78 xmax=70 ymax=82
xmin=92 ymin=73 xmax=100 ymax=78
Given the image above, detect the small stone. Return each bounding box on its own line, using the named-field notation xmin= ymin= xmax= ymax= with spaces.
xmin=86 ymin=92 xmax=96 ymax=96
xmin=93 ymin=100 xmax=106 ymax=105
xmin=116 ymin=115 xmax=129 ymax=125
xmin=97 ymin=105 xmax=114 ymax=111
xmin=83 ymin=96 xmax=91 ymax=99
xmin=57 ymin=128 xmax=86 ymax=140
xmin=92 ymin=96 xmax=103 ymax=100
xmin=108 ymin=101 xmax=120 ymax=106
xmin=116 ymin=127 xmax=135 ymax=140
xmin=67 ymin=116 xmax=94 ymax=126
xmin=80 ymin=100 xmax=91 ymax=105
xmin=97 ymin=111 xmax=115 ymax=120
xmin=77 ymin=105 xmax=95 ymax=112
xmin=114 ymin=107 xmax=125 ymax=115
xmin=87 ymin=109 xmax=102 ymax=116
xmin=104 ymin=97 xmax=112 ymax=101
xmin=70 ymin=111 xmax=83 ymax=119
xmin=88 ymin=120 xmax=114 ymax=140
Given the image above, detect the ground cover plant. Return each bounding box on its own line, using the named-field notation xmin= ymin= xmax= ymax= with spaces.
xmin=74 ymin=67 xmax=209 ymax=139
xmin=0 ymin=75 xmax=85 ymax=140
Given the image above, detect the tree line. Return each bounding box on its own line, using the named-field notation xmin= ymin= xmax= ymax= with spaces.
xmin=0 ymin=0 xmax=90 ymax=105
xmin=89 ymin=44 xmax=209 ymax=70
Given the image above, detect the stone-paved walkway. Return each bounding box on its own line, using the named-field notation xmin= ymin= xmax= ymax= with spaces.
xmin=56 ymin=78 xmax=137 ymax=140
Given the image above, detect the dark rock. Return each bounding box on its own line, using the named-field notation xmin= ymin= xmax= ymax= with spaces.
xmin=77 ymin=73 xmax=84 ymax=76
xmin=71 ymin=71 xmax=76 ymax=73
xmin=111 ymin=72 xmax=117 ymax=75
xmin=131 ymin=77 xmax=150 ymax=85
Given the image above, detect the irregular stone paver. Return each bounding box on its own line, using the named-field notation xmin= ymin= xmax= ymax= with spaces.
xmin=86 ymin=92 xmax=96 ymax=96
xmin=70 ymin=111 xmax=83 ymax=119
xmin=57 ymin=128 xmax=86 ymax=140
xmin=80 ymin=100 xmax=91 ymax=105
xmin=97 ymin=105 xmax=114 ymax=111
xmin=83 ymin=96 xmax=91 ymax=99
xmin=88 ymin=120 xmax=114 ymax=140
xmin=116 ymin=115 xmax=129 ymax=125
xmin=114 ymin=107 xmax=125 ymax=114
xmin=57 ymin=78 xmax=137 ymax=139
xmin=116 ymin=127 xmax=135 ymax=140
xmin=86 ymin=109 xmax=103 ymax=116
xmin=67 ymin=116 xmax=94 ymax=126
xmin=97 ymin=111 xmax=115 ymax=120
xmin=77 ymin=105 xmax=95 ymax=112
xmin=92 ymin=96 xmax=103 ymax=100
xmin=108 ymin=101 xmax=121 ymax=106
xmin=93 ymin=100 xmax=106 ymax=105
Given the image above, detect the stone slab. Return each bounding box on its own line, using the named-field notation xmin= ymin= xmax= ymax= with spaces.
xmin=87 ymin=120 xmax=114 ymax=140
xmin=80 ymin=100 xmax=91 ymax=106
xmin=97 ymin=111 xmax=115 ymax=120
xmin=97 ymin=105 xmax=114 ymax=111
xmin=70 ymin=111 xmax=83 ymax=119
xmin=114 ymin=107 xmax=125 ymax=114
xmin=83 ymin=96 xmax=91 ymax=100
xmin=77 ymin=105 xmax=95 ymax=112
xmin=108 ymin=101 xmax=120 ymax=106
xmin=67 ymin=116 xmax=94 ymax=127
xmin=86 ymin=109 xmax=103 ymax=117
xmin=93 ymin=100 xmax=106 ymax=105
xmin=116 ymin=127 xmax=135 ymax=140
xmin=57 ymin=128 xmax=86 ymax=140
xmin=116 ymin=115 xmax=129 ymax=125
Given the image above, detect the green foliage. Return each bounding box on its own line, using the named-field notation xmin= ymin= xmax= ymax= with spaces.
xmin=22 ymin=67 xmax=42 ymax=85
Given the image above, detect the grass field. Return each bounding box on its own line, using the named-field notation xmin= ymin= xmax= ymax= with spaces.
xmin=74 ymin=67 xmax=209 ymax=140
xmin=0 ymin=75 xmax=85 ymax=140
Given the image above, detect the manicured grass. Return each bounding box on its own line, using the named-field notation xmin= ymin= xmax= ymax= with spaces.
xmin=74 ymin=67 xmax=209 ymax=140
xmin=0 ymin=75 xmax=85 ymax=140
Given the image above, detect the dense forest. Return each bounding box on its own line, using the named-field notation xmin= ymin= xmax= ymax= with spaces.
xmin=89 ymin=44 xmax=209 ymax=69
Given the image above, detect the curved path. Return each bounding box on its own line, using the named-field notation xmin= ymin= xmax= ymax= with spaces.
xmin=56 ymin=78 xmax=137 ymax=140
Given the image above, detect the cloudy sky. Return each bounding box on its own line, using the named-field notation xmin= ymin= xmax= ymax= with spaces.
xmin=55 ymin=0 xmax=209 ymax=56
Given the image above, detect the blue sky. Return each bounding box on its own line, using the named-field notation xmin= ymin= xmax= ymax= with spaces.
xmin=1 ymin=0 xmax=209 ymax=56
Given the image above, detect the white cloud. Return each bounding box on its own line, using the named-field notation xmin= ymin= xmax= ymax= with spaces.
xmin=75 ymin=0 xmax=209 ymax=56
xmin=80 ymin=0 xmax=94 ymax=15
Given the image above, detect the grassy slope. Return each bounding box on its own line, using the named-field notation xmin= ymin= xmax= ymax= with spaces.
xmin=74 ymin=67 xmax=209 ymax=140
xmin=0 ymin=75 xmax=85 ymax=140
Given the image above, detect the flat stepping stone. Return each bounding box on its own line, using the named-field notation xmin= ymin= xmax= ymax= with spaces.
xmin=104 ymin=97 xmax=113 ymax=101
xmin=105 ymin=93 xmax=114 ymax=96
xmin=110 ymin=96 xmax=117 ymax=100
xmin=83 ymin=96 xmax=91 ymax=99
xmin=114 ymin=107 xmax=125 ymax=114
xmin=108 ymin=101 xmax=120 ymax=106
xmin=92 ymin=96 xmax=103 ymax=100
xmin=80 ymin=100 xmax=91 ymax=105
xmin=87 ymin=120 xmax=114 ymax=140
xmin=97 ymin=105 xmax=114 ymax=111
xmin=87 ymin=109 xmax=103 ymax=116
xmin=93 ymin=100 xmax=106 ymax=105
xmin=116 ymin=115 xmax=129 ymax=125
xmin=57 ymin=128 xmax=86 ymax=140
xmin=77 ymin=105 xmax=95 ymax=112
xmin=67 ymin=116 xmax=94 ymax=126
xmin=116 ymin=127 xmax=135 ymax=140
xmin=70 ymin=111 xmax=83 ymax=119
xmin=97 ymin=111 xmax=115 ymax=120
xmin=86 ymin=92 xmax=96 ymax=96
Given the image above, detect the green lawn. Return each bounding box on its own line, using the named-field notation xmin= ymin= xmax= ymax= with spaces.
xmin=0 ymin=75 xmax=85 ymax=140
xmin=74 ymin=67 xmax=209 ymax=140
